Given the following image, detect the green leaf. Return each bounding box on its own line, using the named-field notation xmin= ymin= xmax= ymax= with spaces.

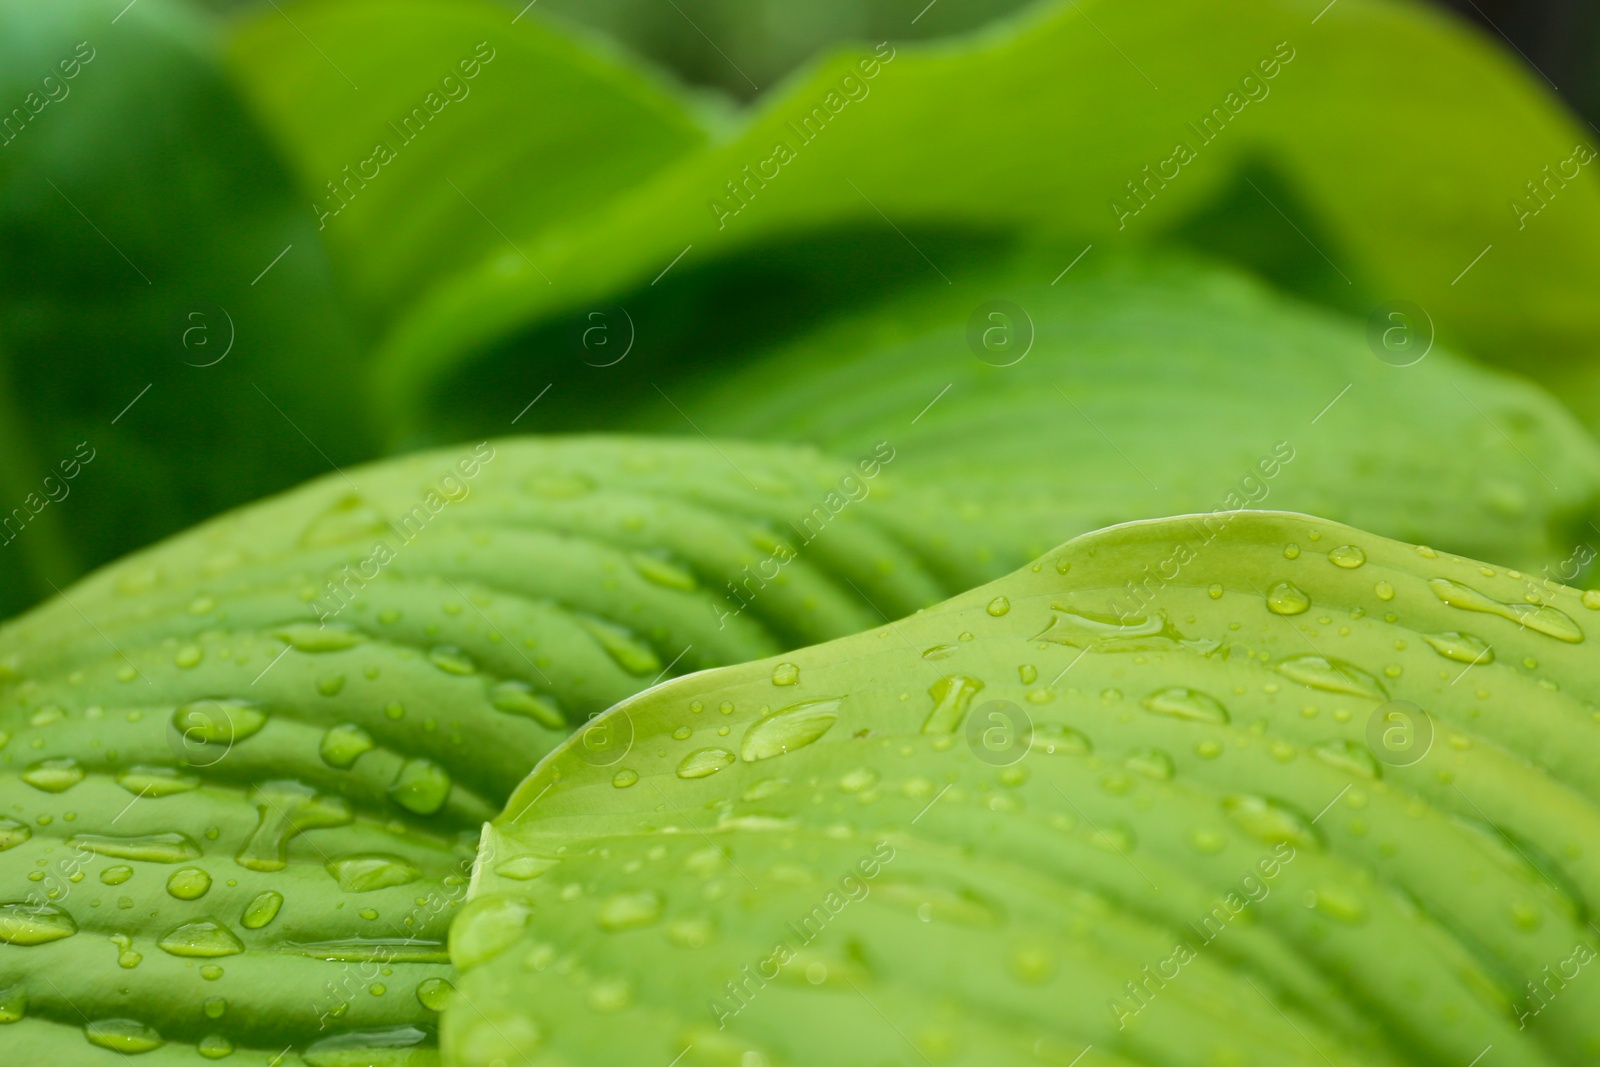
xmin=369 ymin=0 xmax=1600 ymax=436
xmin=461 ymin=511 xmax=1600 ymax=1067
xmin=226 ymin=0 xmax=712 ymax=319
xmin=0 ymin=436 xmax=975 ymax=1059
xmin=0 ymin=0 xmax=369 ymax=617
xmin=657 ymin=250 xmax=1600 ymax=577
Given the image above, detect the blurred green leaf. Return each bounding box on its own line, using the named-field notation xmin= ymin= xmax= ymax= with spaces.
xmin=461 ymin=511 xmax=1600 ymax=1066
xmin=650 ymin=250 xmax=1600 ymax=576
xmin=0 ymin=0 xmax=368 ymax=617
xmin=226 ymin=0 xmax=713 ymax=321
xmin=368 ymin=0 xmax=1600 ymax=438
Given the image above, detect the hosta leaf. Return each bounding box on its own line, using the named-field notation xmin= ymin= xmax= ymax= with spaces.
xmin=0 ymin=0 xmax=368 ymax=617
xmin=0 ymin=437 xmax=978 ymax=1061
xmin=227 ymin=0 xmax=711 ymax=319
xmin=661 ymin=250 xmax=1600 ymax=576
xmin=370 ymin=0 xmax=1600 ymax=436
xmin=462 ymin=511 xmax=1600 ymax=1066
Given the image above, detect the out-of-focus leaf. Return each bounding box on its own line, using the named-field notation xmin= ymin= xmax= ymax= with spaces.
xmin=369 ymin=0 xmax=1600 ymax=437
xmin=226 ymin=0 xmax=712 ymax=321
xmin=656 ymin=250 xmax=1600 ymax=577
xmin=535 ymin=0 xmax=1036 ymax=100
xmin=0 ymin=0 xmax=368 ymax=617
xmin=0 ymin=435 xmax=986 ymax=1061
xmin=460 ymin=512 xmax=1600 ymax=1067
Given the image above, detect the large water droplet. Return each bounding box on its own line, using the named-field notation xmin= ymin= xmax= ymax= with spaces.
xmin=241 ymin=890 xmax=284 ymax=929
xmin=166 ymin=867 xmax=212 ymax=901
xmin=923 ymin=675 xmax=983 ymax=734
xmin=489 ymin=681 xmax=565 ymax=730
xmin=1422 ymin=631 xmax=1494 ymax=665
xmin=0 ymin=818 xmax=31 ymax=852
xmin=302 ymin=1025 xmax=430 ymax=1067
xmin=677 ymin=748 xmax=735 ymax=779
xmin=319 ymin=724 xmax=375 ymax=769
xmin=1430 ymin=578 xmax=1583 ymax=643
xmin=1142 ymin=687 xmax=1228 ymax=725
xmin=111 ymin=933 xmax=142 ymax=969
xmin=388 ymin=758 xmax=451 ymax=815
xmin=84 ymin=1019 xmax=163 ymax=1054
xmin=0 ymin=985 xmax=25 ymax=1023
xmin=770 ymin=662 xmax=800 ymax=686
xmin=740 ymin=698 xmax=842 ymax=761
xmin=157 ymin=919 xmax=243 ymax=958
xmin=1312 ymin=739 xmax=1381 ymax=779
xmin=21 ymin=757 xmax=84 ymax=792
xmin=70 ymin=832 xmax=202 ymax=864
xmin=236 ymin=781 xmax=352 ymax=871
xmin=578 ymin=618 xmax=660 ymax=676
xmin=1328 ymin=545 xmax=1367 ymax=569
xmin=280 ymin=937 xmax=447 ymax=963
xmin=1275 ymin=655 xmax=1387 ymax=700
xmin=116 ymin=765 xmax=199 ymax=797
xmin=197 ymin=1034 xmax=234 ymax=1060
xmin=1032 ymin=722 xmax=1092 ymax=757
xmin=0 ymin=903 xmax=76 ymax=944
xmin=1222 ymin=795 xmax=1321 ymax=849
xmin=1266 ymin=582 xmax=1310 ymax=615
xmin=1125 ymin=747 xmax=1173 ymax=779
xmin=417 ymin=977 xmax=454 ymax=1012
xmin=274 ymin=623 xmax=367 ymax=653
xmin=172 ymin=699 xmax=267 ymax=745
xmin=327 ymin=854 xmax=419 ymax=893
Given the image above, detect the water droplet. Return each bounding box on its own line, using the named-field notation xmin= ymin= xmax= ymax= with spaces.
xmin=319 ymin=724 xmax=375 ymax=769
xmin=203 ymin=997 xmax=226 ymax=1020
xmin=612 ymin=769 xmax=639 ymax=788
xmin=1328 ymin=545 xmax=1366 ymax=569
xmin=1422 ymin=631 xmax=1494 ymax=665
xmin=1125 ymin=747 xmax=1173 ymax=779
xmin=110 ymin=933 xmax=142 ymax=968
xmin=387 ymin=758 xmax=451 ymax=815
xmin=236 ymin=781 xmax=352 ymax=871
xmin=166 ymin=867 xmax=212 ymax=901
xmin=1032 ymin=722 xmax=1092 ymax=756
xmin=0 ymin=985 xmax=25 ymax=1023
xmin=174 ymin=645 xmax=203 ymax=669
xmin=839 ymin=768 xmax=878 ymax=793
xmin=84 ymin=1019 xmax=163 ymax=1054
xmin=100 ymin=865 xmax=133 ymax=885
xmin=874 ymin=880 xmax=999 ymax=927
xmin=197 ymin=1034 xmax=234 ymax=1059
xmin=241 ymin=890 xmax=284 ymax=929
xmin=1142 ymin=687 xmax=1228 ymax=725
xmin=274 ymin=623 xmax=367 ymax=652
xmin=587 ymin=976 xmax=633 ymax=1013
xmin=1283 ymin=544 xmax=1301 ymax=560
xmin=677 ymin=748 xmax=735 ymax=779
xmin=630 ymin=552 xmax=696 ymax=590
xmin=577 ymin=618 xmax=660 ymax=676
xmin=303 ymin=1025 xmax=430 ymax=1067
xmin=1582 ymin=590 xmax=1600 ymax=611
xmin=22 ymin=757 xmax=84 ymax=792
xmin=1312 ymin=739 xmax=1381 ymax=779
xmin=923 ymin=675 xmax=983 ymax=734
xmin=1222 ymin=795 xmax=1321 ymax=848
xmin=116 ymin=765 xmax=199 ymax=797
xmin=0 ymin=818 xmax=31 ymax=852
xmin=157 ymin=919 xmax=243 ymax=958
xmin=987 ymin=596 xmax=1011 ymax=617
xmin=1266 ymin=582 xmax=1310 ymax=615
xmin=1188 ymin=828 xmax=1227 ymax=854
xmin=1275 ymin=655 xmax=1387 ymax=700
xmin=489 ymin=681 xmax=565 ymax=730
xmin=428 ymin=645 xmax=476 ymax=675
xmin=597 ymin=890 xmax=663 ymax=931
xmin=1207 ymin=583 xmax=1224 ymax=600
xmin=172 ymin=699 xmax=267 ymax=745
xmin=327 ymin=854 xmax=419 ymax=893
xmin=280 ymin=938 xmax=446 ymax=963
xmin=417 ymin=977 xmax=455 ymax=1012
xmin=770 ymin=662 xmax=800 ymax=686
xmin=740 ymin=698 xmax=842 ymax=761
xmin=0 ymin=903 xmax=76 ymax=944
xmin=70 ymin=832 xmax=202 ymax=864
xmin=300 ymin=494 xmax=390 ymax=548
xmin=1430 ymin=578 xmax=1583 ymax=642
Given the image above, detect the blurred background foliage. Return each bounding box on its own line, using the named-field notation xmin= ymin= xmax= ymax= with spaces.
xmin=2 ymin=0 xmax=1599 ymax=618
